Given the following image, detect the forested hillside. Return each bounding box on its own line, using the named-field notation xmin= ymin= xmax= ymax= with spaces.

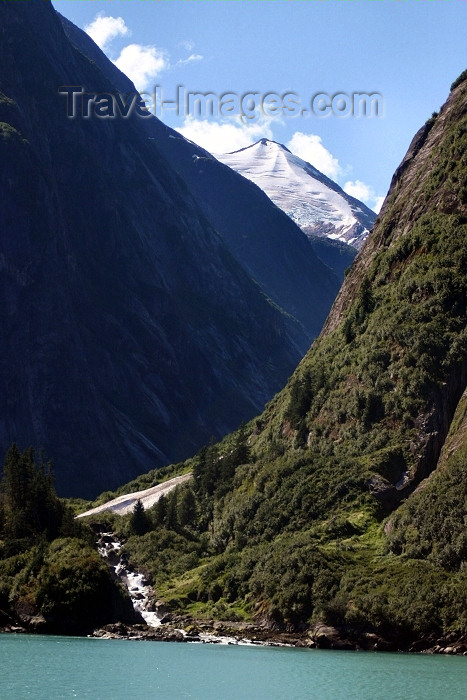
xmin=0 ymin=446 xmax=136 ymax=633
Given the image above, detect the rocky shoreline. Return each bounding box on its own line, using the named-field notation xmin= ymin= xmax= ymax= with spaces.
xmin=90 ymin=619 xmax=467 ymax=655
xmin=3 ymin=607 xmax=467 ymax=656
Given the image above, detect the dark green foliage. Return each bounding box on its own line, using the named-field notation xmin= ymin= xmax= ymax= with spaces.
xmin=121 ymin=528 xmax=208 ymax=590
xmin=362 ymin=391 xmax=385 ymax=428
xmin=122 ymin=482 xmax=202 ymax=539
xmin=129 ymin=499 xmax=150 ymax=536
xmin=193 ymin=427 xmax=251 ymax=503
xmin=165 ymin=492 xmax=179 ymax=531
xmin=247 ymin=536 xmax=341 ymax=626
xmin=0 ymin=532 xmax=120 ymax=632
xmin=35 ymin=538 xmax=116 ymax=629
xmin=355 ymin=276 xmax=375 ymax=320
xmin=151 ymin=493 xmax=168 ymax=527
xmin=0 ymin=445 xmax=131 ymax=632
xmin=193 ymin=442 xmax=219 ymax=498
xmin=451 ymin=69 xmax=467 ymax=91
xmin=286 ymin=371 xmax=314 ymax=430
xmin=331 ymin=558 xmax=456 ymax=637
xmin=178 ymin=487 xmax=198 ymax=527
xmin=387 ymin=445 xmax=467 ymax=570
xmin=0 ymin=445 xmax=69 ymax=540
xmin=285 ymin=366 xmax=327 ymax=446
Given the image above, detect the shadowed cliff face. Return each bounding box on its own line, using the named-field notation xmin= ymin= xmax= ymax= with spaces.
xmin=0 ymin=2 xmax=338 ymax=497
xmin=59 ymin=15 xmax=341 ymax=349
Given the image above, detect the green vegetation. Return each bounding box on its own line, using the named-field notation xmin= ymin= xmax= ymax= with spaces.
xmin=113 ymin=79 xmax=467 ymax=643
xmin=388 ymin=444 xmax=467 ymax=571
xmin=0 ymin=444 xmax=71 ymax=540
xmin=451 ymin=69 xmax=467 ymax=91
xmin=0 ymin=446 xmax=129 ymax=632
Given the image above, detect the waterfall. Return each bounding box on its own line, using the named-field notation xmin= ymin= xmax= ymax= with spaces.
xmin=97 ymin=532 xmax=163 ymax=628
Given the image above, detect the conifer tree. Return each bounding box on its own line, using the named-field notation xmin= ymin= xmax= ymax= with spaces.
xmin=165 ymin=491 xmax=179 ymax=531
xmin=152 ymin=493 xmax=167 ymax=526
xmin=178 ymin=487 xmax=197 ymax=527
xmin=129 ymin=498 xmax=149 ymax=536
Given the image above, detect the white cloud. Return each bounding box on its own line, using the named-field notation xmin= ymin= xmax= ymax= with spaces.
xmin=286 ymin=132 xmax=342 ymax=180
xmin=179 ymin=40 xmax=195 ymax=52
xmin=343 ymin=179 xmax=372 ymax=202
xmin=114 ymin=44 xmax=168 ymax=92
xmin=373 ymin=196 xmax=385 ymax=214
xmin=176 ymin=54 xmax=204 ymax=67
xmin=84 ymin=14 xmax=130 ymax=52
xmin=344 ymin=180 xmax=385 ymax=214
xmin=84 ymin=15 xmax=167 ymax=91
xmin=177 ymin=115 xmax=275 ymax=155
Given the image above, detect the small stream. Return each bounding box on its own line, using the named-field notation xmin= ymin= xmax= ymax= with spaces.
xmin=97 ymin=532 xmax=163 ymax=628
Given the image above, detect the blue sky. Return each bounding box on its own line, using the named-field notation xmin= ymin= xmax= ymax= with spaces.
xmin=54 ymin=0 xmax=467 ymax=213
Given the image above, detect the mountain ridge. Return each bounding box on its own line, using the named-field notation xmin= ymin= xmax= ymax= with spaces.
xmin=59 ymin=13 xmax=341 ymax=351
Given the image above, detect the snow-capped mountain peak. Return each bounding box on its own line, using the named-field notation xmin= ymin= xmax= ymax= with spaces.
xmin=217 ymin=139 xmax=376 ymax=248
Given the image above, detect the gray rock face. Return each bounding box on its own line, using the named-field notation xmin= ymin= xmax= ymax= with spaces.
xmin=0 ymin=2 xmax=338 ymax=497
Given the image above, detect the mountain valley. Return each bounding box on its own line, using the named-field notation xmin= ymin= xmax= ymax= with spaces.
xmin=87 ymin=69 xmax=467 ymax=651
xmin=1 ymin=0 xmax=467 ymax=654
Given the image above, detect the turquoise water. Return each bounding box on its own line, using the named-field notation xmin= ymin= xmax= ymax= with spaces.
xmin=1 ymin=634 xmax=466 ymax=699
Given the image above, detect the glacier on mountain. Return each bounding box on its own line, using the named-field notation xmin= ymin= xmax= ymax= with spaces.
xmin=217 ymin=139 xmax=376 ymax=249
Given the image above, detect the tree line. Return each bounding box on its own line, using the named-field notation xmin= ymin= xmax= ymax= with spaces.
xmin=0 ymin=443 xmax=73 ymax=542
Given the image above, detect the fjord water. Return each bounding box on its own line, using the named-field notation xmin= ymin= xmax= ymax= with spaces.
xmin=1 ymin=636 xmax=467 ymax=699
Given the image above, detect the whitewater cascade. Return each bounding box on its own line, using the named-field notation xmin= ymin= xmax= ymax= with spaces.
xmin=97 ymin=533 xmax=162 ymax=628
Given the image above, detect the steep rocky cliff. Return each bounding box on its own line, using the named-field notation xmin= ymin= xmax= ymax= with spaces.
xmin=313 ymin=76 xmax=467 ymax=500
xmin=0 ymin=2 xmax=338 ymax=497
